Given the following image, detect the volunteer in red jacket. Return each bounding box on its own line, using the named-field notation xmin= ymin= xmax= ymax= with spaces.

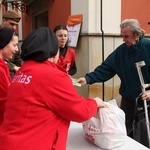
xmin=0 ymin=27 xmax=105 ymax=150
xmin=0 ymin=27 xmax=18 ymax=125
xmin=54 ymin=25 xmax=77 ymax=76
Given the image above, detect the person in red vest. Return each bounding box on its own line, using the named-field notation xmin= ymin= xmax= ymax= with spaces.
xmin=54 ymin=25 xmax=77 ymax=76
xmin=0 ymin=27 xmax=18 ymax=125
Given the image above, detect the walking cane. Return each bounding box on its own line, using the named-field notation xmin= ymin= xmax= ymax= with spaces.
xmin=135 ymin=61 xmax=150 ymax=148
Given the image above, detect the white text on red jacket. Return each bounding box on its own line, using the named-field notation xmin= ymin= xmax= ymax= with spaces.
xmin=12 ymin=72 xmax=32 ymax=84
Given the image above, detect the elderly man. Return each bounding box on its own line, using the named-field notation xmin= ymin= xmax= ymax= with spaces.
xmin=1 ymin=10 xmax=22 ymax=78
xmin=78 ymin=18 xmax=150 ymax=135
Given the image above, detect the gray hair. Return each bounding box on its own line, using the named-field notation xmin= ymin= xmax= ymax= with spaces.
xmin=120 ymin=19 xmax=143 ymax=35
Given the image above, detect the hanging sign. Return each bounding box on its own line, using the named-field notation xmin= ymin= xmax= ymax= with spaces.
xmin=66 ymin=14 xmax=83 ymax=47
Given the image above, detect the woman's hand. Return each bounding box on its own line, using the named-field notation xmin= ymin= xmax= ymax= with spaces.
xmin=93 ymin=97 xmax=105 ymax=108
xmin=93 ymin=97 xmax=105 ymax=118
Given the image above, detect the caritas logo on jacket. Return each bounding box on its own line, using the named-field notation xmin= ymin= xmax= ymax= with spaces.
xmin=12 ymin=71 xmax=32 ymax=84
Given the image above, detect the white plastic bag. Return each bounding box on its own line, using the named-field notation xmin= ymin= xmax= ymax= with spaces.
xmin=82 ymin=99 xmax=127 ymax=149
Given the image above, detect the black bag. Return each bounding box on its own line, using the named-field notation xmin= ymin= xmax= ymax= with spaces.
xmin=129 ymin=97 xmax=150 ymax=148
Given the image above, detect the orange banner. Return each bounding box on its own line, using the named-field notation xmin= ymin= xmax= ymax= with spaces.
xmin=67 ymin=14 xmax=83 ymax=26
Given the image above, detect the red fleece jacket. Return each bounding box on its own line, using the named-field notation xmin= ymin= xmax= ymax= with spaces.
xmin=0 ymin=60 xmax=97 ymax=150
xmin=0 ymin=59 xmax=11 ymax=125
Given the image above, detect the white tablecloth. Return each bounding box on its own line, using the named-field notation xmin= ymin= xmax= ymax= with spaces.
xmin=67 ymin=122 xmax=150 ymax=150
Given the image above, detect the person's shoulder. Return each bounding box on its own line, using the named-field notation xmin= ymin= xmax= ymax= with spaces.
xmin=112 ymin=43 xmax=126 ymax=53
xmin=43 ymin=61 xmax=66 ymax=75
xmin=142 ymin=37 xmax=150 ymax=43
xmin=117 ymin=42 xmax=126 ymax=48
xmin=0 ymin=59 xmax=7 ymax=67
xmin=21 ymin=61 xmax=62 ymax=79
xmin=0 ymin=61 xmax=8 ymax=75
xmin=67 ymin=47 xmax=76 ymax=55
xmin=140 ymin=37 xmax=150 ymax=47
xmin=67 ymin=47 xmax=75 ymax=51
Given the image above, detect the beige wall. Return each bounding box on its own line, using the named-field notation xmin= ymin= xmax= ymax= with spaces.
xmin=71 ymin=0 xmax=121 ymax=34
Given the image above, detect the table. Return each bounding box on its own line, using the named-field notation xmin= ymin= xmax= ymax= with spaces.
xmin=67 ymin=122 xmax=150 ymax=150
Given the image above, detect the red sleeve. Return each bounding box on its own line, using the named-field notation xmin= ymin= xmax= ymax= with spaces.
xmin=0 ymin=70 xmax=10 ymax=123
xmin=42 ymin=72 xmax=97 ymax=122
xmin=0 ymin=69 xmax=10 ymax=102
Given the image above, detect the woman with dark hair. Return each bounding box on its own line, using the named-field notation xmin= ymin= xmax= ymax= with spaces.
xmin=54 ymin=25 xmax=77 ymax=76
xmin=0 ymin=27 xmax=18 ymax=125
xmin=0 ymin=27 xmax=105 ymax=150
